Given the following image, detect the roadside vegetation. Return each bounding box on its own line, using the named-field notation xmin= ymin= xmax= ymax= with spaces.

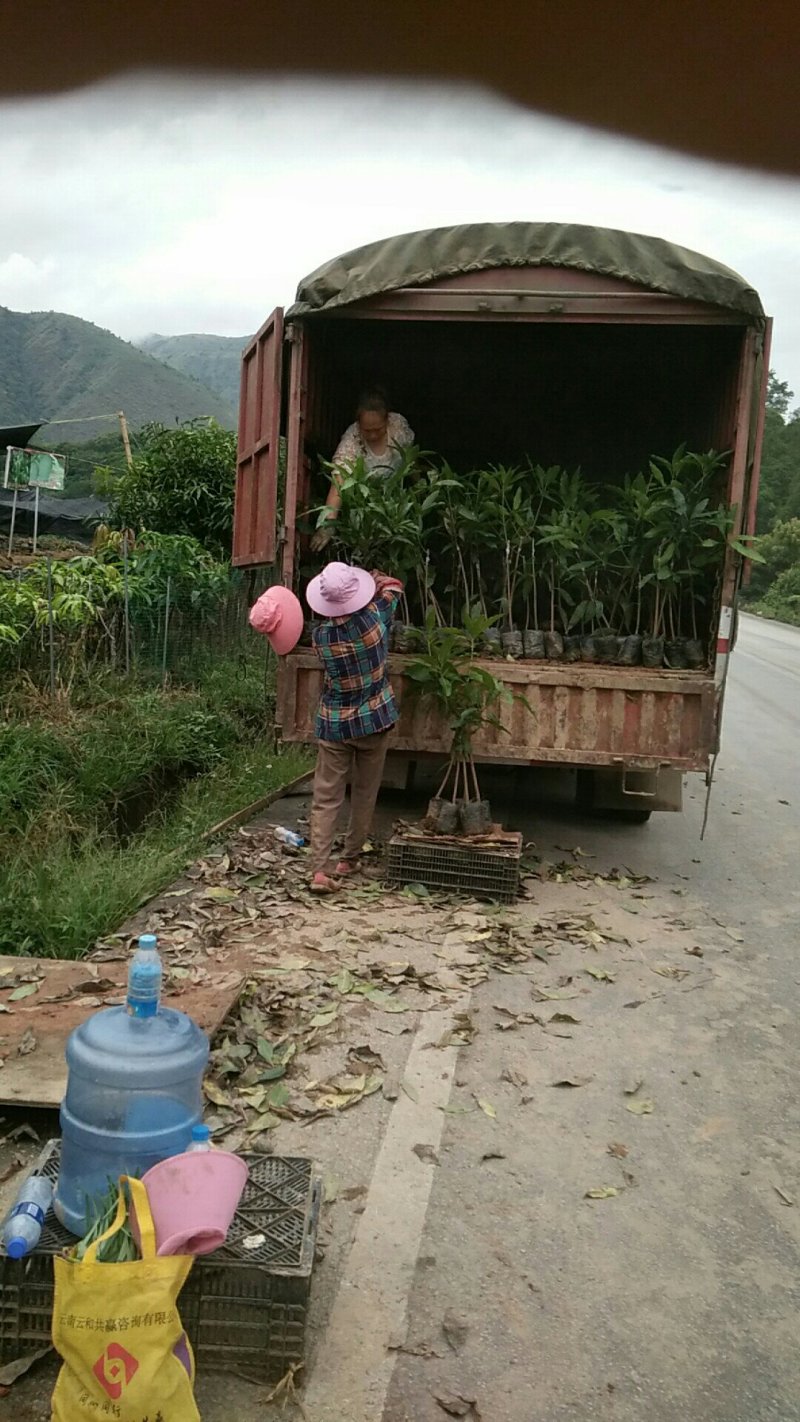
xmin=0 ymin=661 xmax=309 ymax=958
xmin=743 ymin=372 xmax=800 ymax=625
xmin=96 ymin=419 xmax=236 ymax=556
xmin=1 ymin=423 xmax=309 ymax=959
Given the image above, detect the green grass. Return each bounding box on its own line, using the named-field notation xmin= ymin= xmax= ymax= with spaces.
xmin=0 ymin=742 xmax=310 ymax=959
xmin=0 ymin=659 xmax=311 ymax=958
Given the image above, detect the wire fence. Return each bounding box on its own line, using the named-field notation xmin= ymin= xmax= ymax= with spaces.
xmin=1 ymin=558 xmax=279 ymax=698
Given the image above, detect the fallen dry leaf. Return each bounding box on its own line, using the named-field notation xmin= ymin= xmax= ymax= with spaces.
xmin=388 ymin=1336 xmax=443 ymax=1358
xmin=475 ymin=1096 xmax=497 ymax=1119
xmin=0 ymin=1346 xmax=52 ymax=1387
xmin=626 ymin=1099 xmax=655 ymax=1115
xmin=585 ymin=1186 xmax=620 ymax=1199
xmin=607 ymin=1142 xmax=629 ymax=1159
xmin=412 ymin=1143 xmax=439 ymax=1166
xmin=774 ymin=1186 xmax=794 ymax=1207
xmin=203 ymin=1080 xmax=230 ymax=1108
xmin=551 ymin=1075 xmax=592 ymax=1089
xmin=9 ymin=982 xmax=40 ymax=1001
xmin=246 ymin=1111 xmax=281 ymax=1133
xmin=442 ymin=1309 xmax=470 ymax=1353
xmin=434 ymin=1390 xmax=480 ymax=1418
xmin=17 ymin=1028 xmax=37 ymax=1056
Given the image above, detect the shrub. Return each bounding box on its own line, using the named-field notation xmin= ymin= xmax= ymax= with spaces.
xmin=101 ymin=420 xmax=236 ymax=555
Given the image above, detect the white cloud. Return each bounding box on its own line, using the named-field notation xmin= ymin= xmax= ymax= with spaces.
xmin=2 ymin=73 xmax=800 ymax=393
xmin=0 ymin=252 xmax=55 ymax=292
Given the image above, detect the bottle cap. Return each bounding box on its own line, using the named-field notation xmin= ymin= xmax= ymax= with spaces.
xmin=138 ymin=934 xmax=158 ymax=950
xmin=191 ymin=1124 xmax=211 ymax=1142
xmin=6 ymin=1238 xmax=28 ymax=1260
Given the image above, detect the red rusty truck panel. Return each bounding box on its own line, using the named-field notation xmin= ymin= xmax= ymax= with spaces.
xmin=277 ymin=654 xmax=717 ymax=772
xmin=233 ymin=307 xmax=283 ymax=568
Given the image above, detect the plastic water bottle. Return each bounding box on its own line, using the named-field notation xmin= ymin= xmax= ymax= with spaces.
xmin=56 ymin=929 xmax=208 ymax=1232
xmin=274 ymin=826 xmax=305 ymax=848
xmin=2 ymin=1175 xmax=53 ymax=1259
xmin=126 ymin=932 xmax=162 ymax=1018
xmin=185 ymin=1124 xmax=212 ymax=1153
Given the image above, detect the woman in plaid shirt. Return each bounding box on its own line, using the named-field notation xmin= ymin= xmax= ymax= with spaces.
xmin=305 ymin=561 xmax=404 ymax=893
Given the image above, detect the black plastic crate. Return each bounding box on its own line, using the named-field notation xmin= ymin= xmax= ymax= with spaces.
xmin=386 ymin=830 xmax=522 ymax=903
xmin=0 ymin=1142 xmax=320 ymax=1383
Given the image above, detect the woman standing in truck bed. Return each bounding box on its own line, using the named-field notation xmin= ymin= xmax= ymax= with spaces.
xmin=311 ymin=388 xmax=414 ymax=551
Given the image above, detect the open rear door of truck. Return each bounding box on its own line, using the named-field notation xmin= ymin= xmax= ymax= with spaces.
xmin=232 ymin=308 xmax=283 ymax=567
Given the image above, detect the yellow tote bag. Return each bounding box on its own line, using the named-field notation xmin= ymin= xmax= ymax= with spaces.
xmin=51 ymin=1175 xmax=200 ymax=1422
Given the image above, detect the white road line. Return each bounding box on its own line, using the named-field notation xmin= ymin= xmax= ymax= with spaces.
xmin=302 ymin=991 xmax=470 ymax=1422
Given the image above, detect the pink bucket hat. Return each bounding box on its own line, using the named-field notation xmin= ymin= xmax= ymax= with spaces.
xmin=306 ymin=561 xmax=376 ymax=618
xmin=248 ymin=586 xmax=304 ymax=655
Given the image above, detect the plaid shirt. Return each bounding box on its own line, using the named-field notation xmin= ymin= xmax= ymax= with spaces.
xmin=313 ymin=591 xmax=400 ymax=741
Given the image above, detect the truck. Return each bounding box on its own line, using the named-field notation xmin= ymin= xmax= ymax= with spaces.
xmin=232 ymin=222 xmax=770 ymax=819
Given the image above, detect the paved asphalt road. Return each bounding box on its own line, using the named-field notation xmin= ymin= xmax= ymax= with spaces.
xmin=367 ymin=611 xmax=800 ymax=1422
xmin=377 ymin=611 xmax=800 ymax=1422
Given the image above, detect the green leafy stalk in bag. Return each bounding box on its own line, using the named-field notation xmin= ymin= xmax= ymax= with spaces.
xmin=73 ymin=1178 xmax=138 ymax=1263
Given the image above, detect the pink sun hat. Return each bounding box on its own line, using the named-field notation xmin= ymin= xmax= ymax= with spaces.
xmin=306 ymin=561 xmax=376 ymax=618
xmin=248 ymin=586 xmax=304 ymax=655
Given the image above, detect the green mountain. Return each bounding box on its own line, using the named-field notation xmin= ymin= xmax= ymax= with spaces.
xmin=0 ymin=307 xmax=238 ymax=444
xmin=138 ymin=333 xmax=250 ymax=412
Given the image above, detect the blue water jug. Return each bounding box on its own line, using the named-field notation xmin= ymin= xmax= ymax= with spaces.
xmin=55 ymin=937 xmax=209 ymax=1235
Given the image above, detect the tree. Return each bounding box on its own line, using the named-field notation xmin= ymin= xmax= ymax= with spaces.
xmin=757 ymin=402 xmax=800 ymax=535
xmin=101 ymin=420 xmax=236 ymax=556
xmin=747 ymin=518 xmax=800 ymax=596
xmin=766 ymin=370 xmax=794 ymax=418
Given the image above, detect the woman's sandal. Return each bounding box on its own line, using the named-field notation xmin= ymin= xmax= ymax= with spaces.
xmin=334 ymin=859 xmax=358 ymax=877
xmin=309 ymin=871 xmax=340 ymax=894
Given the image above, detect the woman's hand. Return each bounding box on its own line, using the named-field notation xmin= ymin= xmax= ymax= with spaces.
xmin=311 ymin=523 xmax=334 ymax=553
xmin=311 ymin=481 xmax=342 ymax=553
xmin=372 ymin=569 xmax=404 ymax=596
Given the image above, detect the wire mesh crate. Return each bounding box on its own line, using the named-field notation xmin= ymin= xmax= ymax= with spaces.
xmin=0 ymin=1141 xmax=321 ymax=1383
xmin=386 ymin=830 xmax=522 ymax=902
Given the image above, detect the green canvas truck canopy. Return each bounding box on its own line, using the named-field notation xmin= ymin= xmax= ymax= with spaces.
xmin=289 ymin=221 xmax=764 ymax=322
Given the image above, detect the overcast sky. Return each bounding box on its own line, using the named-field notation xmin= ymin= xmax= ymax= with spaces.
xmin=3 ymin=74 xmax=800 ymax=395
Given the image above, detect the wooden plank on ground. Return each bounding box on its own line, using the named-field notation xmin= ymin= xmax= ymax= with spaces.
xmin=0 ymin=956 xmax=244 ymax=1109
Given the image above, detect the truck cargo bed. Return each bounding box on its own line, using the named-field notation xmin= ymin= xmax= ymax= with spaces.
xmin=277 ymin=653 xmax=717 ymax=773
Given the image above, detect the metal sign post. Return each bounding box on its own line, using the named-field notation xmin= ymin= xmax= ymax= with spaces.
xmin=3 ymin=447 xmax=16 ymax=556
xmin=2 ymin=447 xmax=66 ymax=557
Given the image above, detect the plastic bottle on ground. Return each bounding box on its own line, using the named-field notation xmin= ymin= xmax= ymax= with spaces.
xmin=185 ymin=1124 xmax=212 ymax=1153
xmin=126 ymin=932 xmax=163 ymax=1018
xmin=273 ymin=826 xmax=305 ymax=848
xmin=2 ymin=1174 xmax=54 ymax=1259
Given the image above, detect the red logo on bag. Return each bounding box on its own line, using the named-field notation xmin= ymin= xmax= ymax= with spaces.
xmin=92 ymin=1342 xmax=139 ymax=1399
